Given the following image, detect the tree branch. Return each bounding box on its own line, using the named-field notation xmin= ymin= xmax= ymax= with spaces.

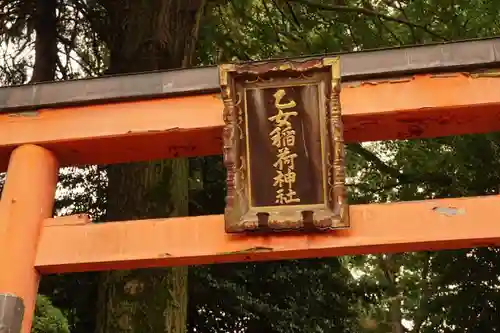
xmin=58 ymin=33 xmax=98 ymax=76
xmin=348 ymin=143 xmax=402 ymax=179
xmin=260 ymin=0 xmax=286 ymax=50
xmin=347 ymin=143 xmax=453 ymax=188
xmin=412 ymin=252 xmax=432 ymax=333
xmin=56 ymin=55 xmax=68 ymax=80
xmin=182 ymin=0 xmax=208 ymax=68
xmin=377 ymin=254 xmax=406 ymax=333
xmin=362 ymin=0 xmax=403 ymax=45
xmin=289 ymin=0 xmax=448 ymax=41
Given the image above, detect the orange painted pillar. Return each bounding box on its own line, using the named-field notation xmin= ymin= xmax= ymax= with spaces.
xmin=0 ymin=145 xmax=58 ymax=333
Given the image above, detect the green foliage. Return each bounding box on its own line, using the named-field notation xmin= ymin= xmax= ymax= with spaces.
xmin=344 ymin=135 xmax=500 ymax=332
xmin=32 ymin=295 xmax=70 ymax=333
xmin=189 ymin=259 xmax=363 ymax=333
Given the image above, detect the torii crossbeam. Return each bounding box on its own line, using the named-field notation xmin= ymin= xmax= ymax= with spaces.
xmin=1 ymin=37 xmax=500 ymax=332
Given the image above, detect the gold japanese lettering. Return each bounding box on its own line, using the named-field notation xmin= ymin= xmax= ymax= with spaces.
xmin=273 ymin=89 xmax=297 ymax=109
xmin=275 ymin=188 xmax=301 ymax=205
xmin=273 ymin=170 xmax=297 ymax=188
xmin=273 ymin=147 xmax=297 ymax=171
xmin=268 ymin=109 xmax=298 ymax=128
xmin=268 ymin=89 xmax=298 ymax=128
xmin=269 ymin=88 xmax=301 ymax=205
xmin=269 ymin=126 xmax=296 ymax=148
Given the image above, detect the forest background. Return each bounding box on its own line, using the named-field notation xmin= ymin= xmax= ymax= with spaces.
xmin=1 ymin=0 xmax=500 ymax=332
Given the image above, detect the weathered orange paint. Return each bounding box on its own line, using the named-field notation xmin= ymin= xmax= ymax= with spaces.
xmin=0 ymin=145 xmax=58 ymax=333
xmin=36 ymin=195 xmax=500 ymax=274
xmin=43 ymin=213 xmax=91 ymax=227
xmin=1 ymin=73 xmax=500 ymax=171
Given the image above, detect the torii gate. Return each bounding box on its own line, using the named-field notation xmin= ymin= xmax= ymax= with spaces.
xmin=2 ymin=37 xmax=500 ymax=333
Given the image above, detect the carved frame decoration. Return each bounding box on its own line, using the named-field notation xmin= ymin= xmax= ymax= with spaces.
xmin=219 ymin=57 xmax=349 ymax=233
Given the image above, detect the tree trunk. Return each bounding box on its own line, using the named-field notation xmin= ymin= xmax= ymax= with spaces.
xmin=96 ymin=161 xmax=190 ymax=333
xmin=29 ymin=0 xmax=59 ymax=330
xmin=31 ymin=0 xmax=58 ymax=83
xmin=93 ymin=1 xmax=205 ymax=333
xmin=378 ymin=255 xmax=405 ymax=333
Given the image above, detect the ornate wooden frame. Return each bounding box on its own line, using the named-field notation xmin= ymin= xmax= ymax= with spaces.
xmin=219 ymin=57 xmax=348 ymax=233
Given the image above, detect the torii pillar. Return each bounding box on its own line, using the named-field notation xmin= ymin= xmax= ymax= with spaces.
xmin=0 ymin=145 xmax=58 ymax=333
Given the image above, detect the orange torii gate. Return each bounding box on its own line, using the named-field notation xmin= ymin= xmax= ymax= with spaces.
xmin=2 ymin=37 xmax=500 ymax=332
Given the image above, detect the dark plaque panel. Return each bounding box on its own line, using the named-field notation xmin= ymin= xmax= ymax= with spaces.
xmin=245 ymin=85 xmax=324 ymax=207
xmin=220 ymin=58 xmax=349 ymax=233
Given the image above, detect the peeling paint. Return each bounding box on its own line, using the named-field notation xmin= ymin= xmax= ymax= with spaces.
xmin=344 ymin=76 xmax=414 ymax=88
xmin=387 ymin=77 xmax=414 ymax=84
xmin=345 ymin=82 xmax=362 ymax=88
xmin=126 ymin=127 xmax=181 ymax=135
xmin=470 ymin=69 xmax=500 ymax=78
xmin=429 ymin=73 xmax=465 ymax=78
xmin=219 ymin=246 xmax=274 ymax=255
xmin=45 ymin=214 xmax=92 ymax=227
xmin=158 ymin=253 xmax=172 ymax=258
xmin=162 ymin=82 xmax=174 ymax=91
xmin=432 ymin=206 xmax=465 ymax=216
xmin=7 ymin=111 xmax=39 ymax=117
xmin=168 ymin=145 xmax=196 ymax=152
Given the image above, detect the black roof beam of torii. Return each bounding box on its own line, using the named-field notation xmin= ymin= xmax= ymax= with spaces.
xmin=1 ymin=37 xmax=500 ymax=112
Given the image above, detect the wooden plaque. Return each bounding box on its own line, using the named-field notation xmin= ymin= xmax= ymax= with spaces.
xmin=219 ymin=57 xmax=348 ymax=233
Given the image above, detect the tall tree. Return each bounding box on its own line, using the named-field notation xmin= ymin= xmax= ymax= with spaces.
xmin=31 ymin=0 xmax=57 ymax=82
xmin=83 ymin=1 xmax=207 ymax=332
